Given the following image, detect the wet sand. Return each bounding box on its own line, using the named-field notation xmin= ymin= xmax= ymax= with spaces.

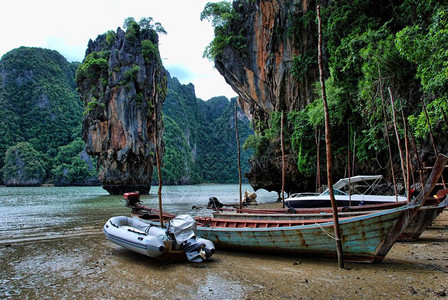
xmin=1 ymin=211 xmax=447 ymax=299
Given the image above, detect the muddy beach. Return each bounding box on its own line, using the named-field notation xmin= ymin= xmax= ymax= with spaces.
xmin=2 ymin=210 xmax=447 ymax=299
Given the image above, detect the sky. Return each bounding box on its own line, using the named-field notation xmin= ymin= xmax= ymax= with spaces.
xmin=0 ymin=0 xmax=237 ymax=100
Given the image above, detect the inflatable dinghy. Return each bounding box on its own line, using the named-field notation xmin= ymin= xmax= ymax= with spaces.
xmin=103 ymin=215 xmax=214 ymax=262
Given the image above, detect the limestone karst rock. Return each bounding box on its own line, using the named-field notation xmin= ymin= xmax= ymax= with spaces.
xmin=213 ymin=0 xmax=321 ymax=194
xmin=77 ymin=26 xmax=166 ymax=195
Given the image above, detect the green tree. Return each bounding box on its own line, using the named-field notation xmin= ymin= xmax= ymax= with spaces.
xmin=3 ymin=142 xmax=47 ymax=186
xmin=124 ymin=17 xmax=166 ymax=35
xmin=52 ymin=138 xmax=98 ymax=186
xmin=396 ymin=7 xmax=448 ymax=138
xmin=0 ymin=47 xmax=83 ymax=182
xmin=201 ymin=1 xmax=246 ymax=59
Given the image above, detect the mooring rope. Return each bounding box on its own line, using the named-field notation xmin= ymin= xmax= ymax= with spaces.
xmin=316 ymin=223 xmax=340 ymax=241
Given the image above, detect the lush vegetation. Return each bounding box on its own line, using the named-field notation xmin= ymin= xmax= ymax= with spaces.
xmin=0 ymin=47 xmax=94 ymax=185
xmin=3 ymin=142 xmax=47 ymax=186
xmin=200 ymin=1 xmax=247 ymax=59
xmin=319 ymin=0 xmax=448 ymax=165
xmin=51 ymin=138 xmax=98 ymax=186
xmin=1 ymin=45 xmax=252 ymax=186
xmin=160 ymin=74 xmax=253 ymax=184
xmin=205 ymin=0 xmax=448 ymax=186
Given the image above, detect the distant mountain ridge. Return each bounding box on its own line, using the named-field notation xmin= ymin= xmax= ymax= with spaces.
xmin=0 ymin=46 xmax=252 ymax=187
xmin=160 ymin=73 xmax=253 ymax=185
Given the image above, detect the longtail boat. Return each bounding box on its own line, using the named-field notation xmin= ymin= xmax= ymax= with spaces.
xmin=398 ymin=197 xmax=448 ymax=241
xmin=130 ymin=154 xmax=448 ymax=263
xmin=133 ymin=205 xmax=414 ymax=263
xmin=210 ymin=189 xmax=448 ymax=241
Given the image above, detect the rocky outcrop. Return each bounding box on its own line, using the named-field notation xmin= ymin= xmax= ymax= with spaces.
xmin=216 ymin=0 xmax=321 ymax=122
xmin=215 ymin=0 xmax=323 ymax=194
xmin=77 ymin=26 xmax=166 ymax=194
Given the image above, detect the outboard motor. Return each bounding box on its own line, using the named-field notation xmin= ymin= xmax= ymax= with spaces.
xmin=181 ymin=238 xmax=207 ymax=262
xmin=167 ymin=214 xmax=213 ymax=262
xmin=207 ymin=196 xmax=224 ymax=209
xmin=197 ymin=237 xmax=215 ymax=258
xmin=124 ymin=192 xmax=141 ymax=207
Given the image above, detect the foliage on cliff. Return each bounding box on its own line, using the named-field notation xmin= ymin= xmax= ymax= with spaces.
xmin=0 ymin=47 xmax=95 ymax=185
xmin=200 ymin=1 xmax=246 ymax=59
xmin=0 ymin=45 xmax=252 ymax=187
xmin=161 ymin=74 xmax=253 ymax=184
xmin=204 ymin=0 xmax=448 ymax=193
xmin=76 ymin=17 xmax=169 ymax=194
xmin=3 ymin=142 xmax=47 ymax=186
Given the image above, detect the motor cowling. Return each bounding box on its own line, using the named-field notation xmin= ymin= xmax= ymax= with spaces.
xmin=124 ymin=192 xmax=141 ymax=207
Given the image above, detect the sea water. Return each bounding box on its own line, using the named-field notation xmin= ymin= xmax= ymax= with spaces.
xmin=0 ymin=184 xmax=277 ymax=244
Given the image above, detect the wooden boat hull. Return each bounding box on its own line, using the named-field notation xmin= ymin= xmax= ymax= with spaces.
xmin=130 ymin=154 xmax=448 ymax=264
xmin=213 ymin=210 xmax=377 ymax=221
xmin=195 ymin=206 xmax=413 ymax=263
xmin=285 ymin=197 xmax=404 ymax=209
xmin=213 ymin=201 xmax=406 ymax=215
xmin=399 ymin=199 xmax=448 ymax=241
xmin=134 ymin=205 xmax=415 ymax=263
xmin=212 ymin=199 xmax=448 ymax=242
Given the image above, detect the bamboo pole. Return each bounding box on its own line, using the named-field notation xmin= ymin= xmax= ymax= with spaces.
xmin=347 ymin=123 xmax=352 ymax=206
xmin=422 ymin=98 xmax=446 ymax=188
xmin=317 ymin=5 xmax=344 ymax=268
xmin=281 ymin=111 xmax=286 ymax=208
xmin=154 ymin=105 xmax=164 ymax=228
xmin=442 ymin=107 xmax=448 ymax=128
xmin=441 ymin=107 xmax=448 ymax=188
xmin=378 ymin=67 xmax=398 ymax=199
xmin=401 ymin=109 xmax=411 ymax=201
xmin=388 ymin=87 xmax=407 ymax=192
xmin=235 ymin=103 xmax=242 ymax=210
xmin=315 ymin=127 xmax=322 ymax=193
xmin=404 ymin=119 xmax=416 ymax=190
xmin=352 ymin=132 xmax=356 ymax=177
xmin=407 ymin=122 xmax=425 ymax=191
xmin=422 ymin=98 xmax=439 ymax=158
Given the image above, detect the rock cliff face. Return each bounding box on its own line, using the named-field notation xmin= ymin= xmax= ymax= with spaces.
xmin=216 ymin=0 xmax=320 ymax=122
xmin=77 ymin=27 xmax=166 ymax=194
xmin=215 ymin=0 xmax=322 ymax=194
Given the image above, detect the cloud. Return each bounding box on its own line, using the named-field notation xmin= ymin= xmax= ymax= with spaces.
xmin=44 ymin=37 xmax=87 ymax=62
xmin=0 ymin=0 xmax=237 ymax=100
xmin=165 ymin=65 xmax=195 ymax=83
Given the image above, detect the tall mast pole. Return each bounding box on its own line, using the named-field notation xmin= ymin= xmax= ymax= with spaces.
xmin=235 ymin=103 xmax=242 ymax=210
xmin=317 ymin=5 xmax=344 ymax=268
xmin=281 ymin=111 xmax=286 ymax=208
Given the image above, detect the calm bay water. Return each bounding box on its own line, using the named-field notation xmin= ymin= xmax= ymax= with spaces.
xmin=0 ymin=184 xmax=277 ymax=245
xmin=1 ymin=185 xmax=447 ymax=299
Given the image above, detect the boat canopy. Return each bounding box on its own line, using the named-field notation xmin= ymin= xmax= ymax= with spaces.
xmin=333 ymin=175 xmax=383 ymax=190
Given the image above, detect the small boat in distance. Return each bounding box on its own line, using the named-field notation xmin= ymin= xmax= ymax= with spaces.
xmin=285 ymin=175 xmax=408 ymax=208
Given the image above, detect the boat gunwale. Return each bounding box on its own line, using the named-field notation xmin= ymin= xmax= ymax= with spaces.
xmin=134 ymin=204 xmax=416 ymax=232
xmin=196 ymin=205 xmax=413 ymax=232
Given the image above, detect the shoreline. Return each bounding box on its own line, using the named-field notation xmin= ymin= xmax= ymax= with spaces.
xmin=2 ymin=211 xmax=447 ymax=299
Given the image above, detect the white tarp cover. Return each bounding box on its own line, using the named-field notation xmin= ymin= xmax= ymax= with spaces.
xmin=169 ymin=214 xmax=197 ymax=244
